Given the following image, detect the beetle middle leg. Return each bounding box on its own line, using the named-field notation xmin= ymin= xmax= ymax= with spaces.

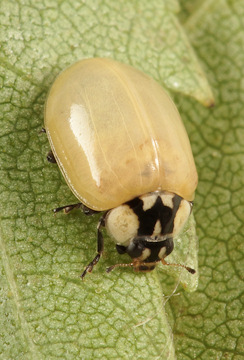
xmin=53 ymin=202 xmax=105 ymax=278
xmin=47 ymin=150 xmax=57 ymax=163
xmin=81 ymin=213 xmax=107 ymax=279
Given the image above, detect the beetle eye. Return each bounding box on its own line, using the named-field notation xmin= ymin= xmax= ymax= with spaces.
xmin=126 ymin=237 xmax=146 ymax=258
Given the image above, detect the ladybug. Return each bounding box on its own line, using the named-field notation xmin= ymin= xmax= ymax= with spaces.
xmin=44 ymin=58 xmax=198 ymax=278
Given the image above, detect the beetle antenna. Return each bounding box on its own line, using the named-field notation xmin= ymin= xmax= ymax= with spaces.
xmin=106 ymin=262 xmax=134 ymax=273
xmin=107 ymin=259 xmax=195 ymax=274
xmin=161 ymin=258 xmax=196 ymax=274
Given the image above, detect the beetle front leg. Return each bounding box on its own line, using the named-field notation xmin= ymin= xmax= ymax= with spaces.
xmin=81 ymin=214 xmax=107 ymax=279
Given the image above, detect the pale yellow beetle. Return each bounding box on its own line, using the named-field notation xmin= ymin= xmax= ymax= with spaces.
xmin=44 ymin=58 xmax=198 ymax=278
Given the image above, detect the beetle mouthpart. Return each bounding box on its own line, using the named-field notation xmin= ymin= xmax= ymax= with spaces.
xmin=136 ymin=264 xmax=156 ymax=272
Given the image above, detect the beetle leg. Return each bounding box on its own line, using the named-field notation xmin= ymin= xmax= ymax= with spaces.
xmin=80 ymin=204 xmax=101 ymax=216
xmin=40 ymin=128 xmax=56 ymax=163
xmin=81 ymin=214 xmax=106 ymax=279
xmin=53 ymin=203 xmax=82 ymax=214
xmin=47 ymin=150 xmax=57 ymax=163
xmin=53 ymin=203 xmax=100 ymax=215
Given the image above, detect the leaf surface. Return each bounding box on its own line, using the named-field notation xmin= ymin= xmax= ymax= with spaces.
xmin=1 ymin=0 xmax=243 ymax=359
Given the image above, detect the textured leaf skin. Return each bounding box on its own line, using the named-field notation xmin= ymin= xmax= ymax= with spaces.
xmin=171 ymin=1 xmax=244 ymax=359
xmin=1 ymin=0 xmax=243 ymax=359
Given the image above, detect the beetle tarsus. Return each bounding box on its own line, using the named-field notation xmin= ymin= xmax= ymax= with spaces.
xmin=81 ymin=214 xmax=106 ymax=279
xmin=81 ymin=254 xmax=101 ymax=279
xmin=53 ymin=203 xmax=82 ymax=214
xmin=47 ymin=150 xmax=57 ymax=163
xmin=39 ymin=127 xmax=46 ymax=134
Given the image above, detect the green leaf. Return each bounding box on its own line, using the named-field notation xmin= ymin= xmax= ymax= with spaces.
xmin=170 ymin=0 xmax=244 ymax=359
xmin=0 ymin=0 xmax=243 ymax=359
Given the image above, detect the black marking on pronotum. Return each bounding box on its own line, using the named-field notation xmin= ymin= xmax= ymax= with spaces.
xmin=126 ymin=194 xmax=182 ymax=236
xmin=163 ymin=194 xmax=182 ymax=234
